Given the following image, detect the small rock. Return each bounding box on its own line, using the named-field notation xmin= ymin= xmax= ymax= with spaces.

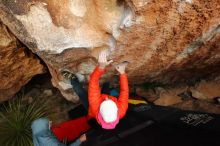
xmin=154 ymin=94 xmax=183 ymax=106
xmin=154 ymin=87 xmax=186 ymax=106
xmin=43 ymin=89 xmax=53 ymax=96
xmin=28 ymin=96 xmax=33 ymax=103
xmin=25 ymin=88 xmax=41 ymax=98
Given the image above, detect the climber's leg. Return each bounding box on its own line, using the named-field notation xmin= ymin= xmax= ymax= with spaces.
xmin=71 ymin=78 xmax=88 ymax=110
xmin=62 ymin=70 xmax=88 ymax=110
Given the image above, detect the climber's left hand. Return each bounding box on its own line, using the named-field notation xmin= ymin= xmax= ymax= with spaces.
xmin=98 ymin=50 xmax=113 ymax=69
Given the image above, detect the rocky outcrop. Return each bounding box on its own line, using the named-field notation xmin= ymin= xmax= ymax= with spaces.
xmin=0 ymin=0 xmax=220 ymax=101
xmin=190 ymin=80 xmax=220 ymax=100
xmin=0 ymin=22 xmax=44 ymax=102
xmin=135 ymin=80 xmax=220 ymax=114
xmin=174 ymin=100 xmax=220 ymax=114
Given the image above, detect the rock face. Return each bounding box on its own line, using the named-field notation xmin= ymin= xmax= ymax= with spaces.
xmin=0 ymin=0 xmax=220 ymax=101
xmin=190 ymin=80 xmax=220 ymax=100
xmin=135 ymin=81 xmax=220 ymax=114
xmin=0 ymin=22 xmax=44 ymax=102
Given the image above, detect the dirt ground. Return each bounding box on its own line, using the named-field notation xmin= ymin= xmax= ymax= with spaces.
xmin=22 ymin=73 xmax=78 ymax=125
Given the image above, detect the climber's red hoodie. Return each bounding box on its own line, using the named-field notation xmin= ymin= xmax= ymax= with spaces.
xmin=88 ymin=66 xmax=129 ymax=127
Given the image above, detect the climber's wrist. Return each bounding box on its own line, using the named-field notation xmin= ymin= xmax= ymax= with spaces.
xmin=119 ymin=71 xmax=125 ymax=74
xmin=99 ymin=63 xmax=106 ymax=69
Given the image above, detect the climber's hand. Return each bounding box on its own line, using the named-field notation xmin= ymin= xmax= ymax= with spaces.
xmin=49 ymin=121 xmax=52 ymax=130
xmin=98 ymin=50 xmax=113 ymax=69
xmin=115 ymin=61 xmax=129 ymax=74
xmin=79 ymin=134 xmax=87 ymax=142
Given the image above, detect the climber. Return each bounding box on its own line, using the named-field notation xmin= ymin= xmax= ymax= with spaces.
xmin=31 ymin=118 xmax=87 ymax=146
xmin=62 ymin=50 xmax=129 ymax=129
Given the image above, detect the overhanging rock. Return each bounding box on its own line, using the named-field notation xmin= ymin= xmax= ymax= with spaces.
xmin=0 ymin=0 xmax=220 ymax=101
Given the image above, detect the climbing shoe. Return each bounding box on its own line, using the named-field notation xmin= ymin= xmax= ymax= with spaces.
xmin=61 ymin=69 xmax=77 ymax=80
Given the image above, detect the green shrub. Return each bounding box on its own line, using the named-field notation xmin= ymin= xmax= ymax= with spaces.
xmin=0 ymin=93 xmax=50 ymax=146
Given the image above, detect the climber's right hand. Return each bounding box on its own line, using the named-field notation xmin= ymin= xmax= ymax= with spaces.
xmin=115 ymin=61 xmax=129 ymax=74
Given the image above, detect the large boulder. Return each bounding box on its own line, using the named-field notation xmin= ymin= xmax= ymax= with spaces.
xmin=0 ymin=0 xmax=220 ymax=101
xmin=190 ymin=80 xmax=220 ymax=100
xmin=0 ymin=21 xmax=44 ymax=102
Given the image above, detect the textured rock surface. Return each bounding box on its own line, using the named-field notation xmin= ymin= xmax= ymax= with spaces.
xmin=135 ymin=81 xmax=220 ymax=114
xmin=174 ymin=100 xmax=220 ymax=114
xmin=0 ymin=22 xmax=44 ymax=102
xmin=190 ymin=80 xmax=220 ymax=100
xmin=1 ymin=0 xmax=220 ymax=101
xmin=153 ymin=87 xmax=184 ymax=106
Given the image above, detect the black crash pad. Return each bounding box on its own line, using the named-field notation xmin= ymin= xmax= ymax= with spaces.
xmin=69 ymin=104 xmax=220 ymax=146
